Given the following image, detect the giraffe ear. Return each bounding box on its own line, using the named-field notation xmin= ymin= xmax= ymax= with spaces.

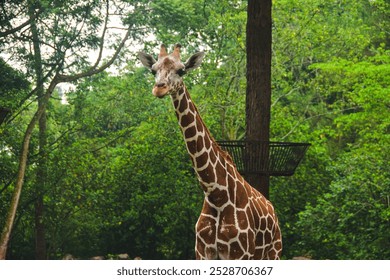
xmin=184 ymin=52 xmax=205 ymax=72
xmin=138 ymin=52 xmax=156 ymax=69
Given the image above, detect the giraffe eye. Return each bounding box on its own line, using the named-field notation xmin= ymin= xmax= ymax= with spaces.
xmin=151 ymin=69 xmax=157 ymax=76
xmin=177 ymin=68 xmax=186 ymax=76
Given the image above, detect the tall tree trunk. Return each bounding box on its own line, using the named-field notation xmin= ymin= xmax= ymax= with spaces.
xmin=35 ymin=110 xmax=47 ymax=260
xmin=0 ymin=108 xmax=45 ymax=259
xmin=30 ymin=4 xmax=47 ymax=259
xmin=245 ymin=0 xmax=272 ymax=198
xmin=0 ymin=3 xmax=48 ymax=260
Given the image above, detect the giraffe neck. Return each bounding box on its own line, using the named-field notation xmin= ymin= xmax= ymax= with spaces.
xmin=171 ymin=83 xmax=240 ymax=194
xmin=170 ymin=83 xmax=282 ymax=260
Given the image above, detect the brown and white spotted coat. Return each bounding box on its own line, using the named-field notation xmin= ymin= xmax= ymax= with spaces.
xmin=139 ymin=44 xmax=282 ymax=260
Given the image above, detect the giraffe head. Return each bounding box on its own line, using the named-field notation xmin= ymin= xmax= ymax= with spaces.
xmin=138 ymin=44 xmax=205 ymax=98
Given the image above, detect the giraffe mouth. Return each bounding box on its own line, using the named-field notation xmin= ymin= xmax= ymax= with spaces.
xmin=152 ymin=84 xmax=170 ymax=98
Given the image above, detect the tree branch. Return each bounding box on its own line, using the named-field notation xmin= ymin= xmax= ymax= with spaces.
xmin=57 ymin=26 xmax=132 ymax=83
xmin=0 ymin=19 xmax=32 ymax=38
xmin=280 ymin=106 xmax=363 ymax=140
xmin=271 ymin=86 xmax=299 ymax=107
xmin=0 ymin=7 xmax=42 ymax=38
xmin=92 ymin=0 xmax=110 ymax=69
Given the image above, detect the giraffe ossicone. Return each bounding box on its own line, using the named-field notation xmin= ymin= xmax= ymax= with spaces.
xmin=138 ymin=44 xmax=282 ymax=260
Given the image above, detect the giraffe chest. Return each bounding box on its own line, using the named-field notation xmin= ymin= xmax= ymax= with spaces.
xmin=195 ymin=203 xmax=256 ymax=260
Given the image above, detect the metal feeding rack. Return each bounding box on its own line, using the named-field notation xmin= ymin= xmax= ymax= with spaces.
xmin=217 ymin=140 xmax=310 ymax=176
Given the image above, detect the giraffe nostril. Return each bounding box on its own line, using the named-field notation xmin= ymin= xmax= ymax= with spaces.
xmin=157 ymin=83 xmax=166 ymax=88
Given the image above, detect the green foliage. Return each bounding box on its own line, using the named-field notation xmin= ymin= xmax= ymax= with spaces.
xmin=99 ymin=119 xmax=201 ymax=259
xmin=0 ymin=58 xmax=30 ymax=111
xmin=5 ymin=68 xmax=203 ymax=259
xmin=268 ymin=0 xmax=389 ymax=259
xmin=285 ymin=51 xmax=390 ymax=259
xmin=1 ymin=0 xmax=389 ymax=260
xmin=310 ymin=51 xmax=390 ymax=148
xmin=296 ymin=146 xmax=389 ymax=259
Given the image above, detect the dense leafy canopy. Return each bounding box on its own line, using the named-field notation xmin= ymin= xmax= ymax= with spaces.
xmin=1 ymin=0 xmax=389 ymax=259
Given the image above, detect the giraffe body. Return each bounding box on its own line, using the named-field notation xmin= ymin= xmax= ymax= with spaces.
xmin=139 ymin=44 xmax=282 ymax=260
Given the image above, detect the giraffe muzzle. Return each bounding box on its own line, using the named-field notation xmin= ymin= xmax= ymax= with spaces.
xmin=152 ymin=82 xmax=170 ymax=98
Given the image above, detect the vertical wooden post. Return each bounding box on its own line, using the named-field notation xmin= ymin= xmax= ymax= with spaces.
xmin=245 ymin=0 xmax=272 ymax=199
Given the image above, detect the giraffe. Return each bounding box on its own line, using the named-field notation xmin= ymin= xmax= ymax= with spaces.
xmin=138 ymin=44 xmax=282 ymax=260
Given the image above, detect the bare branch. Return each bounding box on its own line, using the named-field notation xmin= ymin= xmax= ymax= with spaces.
xmin=0 ymin=7 xmax=42 ymax=38
xmin=0 ymin=19 xmax=32 ymax=38
xmin=271 ymin=87 xmax=299 ymax=107
xmin=57 ymin=25 xmax=132 ymax=83
xmin=92 ymin=0 xmax=110 ymax=69
xmin=107 ymin=26 xmax=130 ymax=31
